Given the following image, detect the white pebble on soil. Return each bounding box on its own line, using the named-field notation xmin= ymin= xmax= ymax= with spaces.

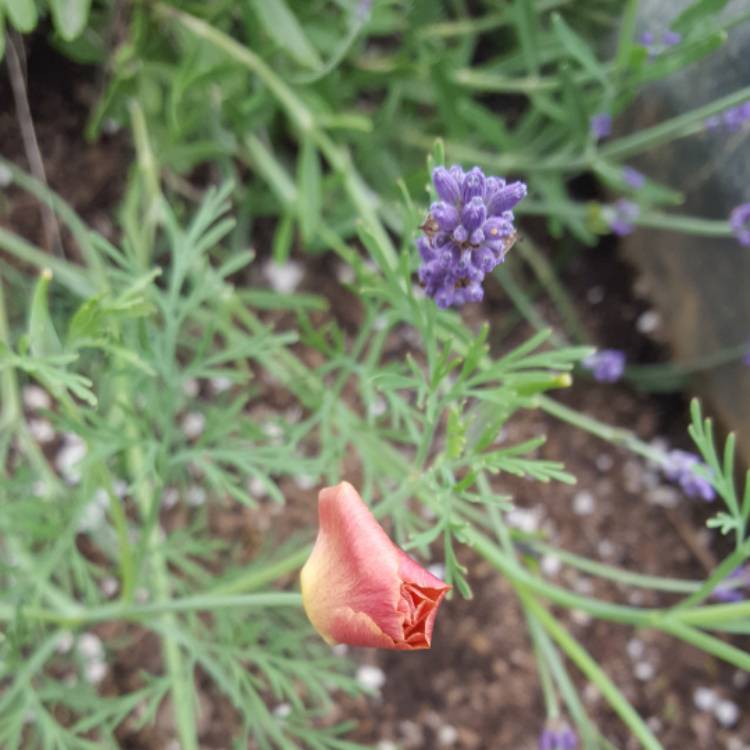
xmin=636 ymin=309 xmax=661 ymax=334
xmin=56 ymin=434 xmax=87 ymax=484
xmin=209 ymin=376 xmax=232 ymax=393
xmin=28 ymin=418 xmax=55 ymax=443
xmin=437 ymin=725 xmax=458 ymax=746
xmin=572 ymin=490 xmax=595 ymax=516
xmin=595 ymin=453 xmax=614 ymax=472
xmin=626 ymin=638 xmax=645 ymax=660
xmin=162 ymin=487 xmax=179 ymax=508
xmin=693 ymin=686 xmax=717 ymax=712
xmin=186 ymin=485 xmax=207 ymax=507
xmin=182 ymin=378 xmax=199 ymax=398
xmin=181 ymin=412 xmax=205 ymax=440
xmin=23 ymin=384 xmax=51 ymax=411
xmin=356 ymin=664 xmax=386 ymax=692
xmin=541 ymin=554 xmax=562 ymax=577
xmin=715 ymin=699 xmax=740 ymax=727
xmin=506 ymin=507 xmax=540 ymax=533
xmin=264 ymin=260 xmax=303 ymax=293
xmin=634 ymin=660 xmax=655 ymax=681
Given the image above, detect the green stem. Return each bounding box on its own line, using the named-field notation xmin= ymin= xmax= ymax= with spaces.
xmin=537 ymin=395 xmax=659 ymax=462
xmin=207 ymin=549 xmax=310 ymax=596
xmin=660 ymin=618 xmax=750 ymax=672
xmin=526 ymin=539 xmax=702 ymax=593
xmin=526 ymin=596 xmax=662 ymax=750
xmin=601 ymin=85 xmax=750 ymax=160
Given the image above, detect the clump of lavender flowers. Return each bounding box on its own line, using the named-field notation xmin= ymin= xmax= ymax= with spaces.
xmin=730 ymin=203 xmax=750 ymax=247
xmin=539 ymin=723 xmax=577 ymax=750
xmin=662 ymin=449 xmax=715 ymax=501
xmin=582 ymin=349 xmax=626 ymax=383
xmin=417 ymin=165 xmax=527 ymax=308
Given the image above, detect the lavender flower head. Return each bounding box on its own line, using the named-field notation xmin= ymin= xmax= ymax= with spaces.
xmin=582 ymin=349 xmax=626 ymax=383
xmin=730 ymin=203 xmax=750 ymax=247
xmin=417 ymin=165 xmax=527 ymax=308
xmin=606 ymin=199 xmax=640 ymax=236
xmin=590 ymin=113 xmax=612 ymax=140
xmin=662 ymin=449 xmax=715 ymax=501
xmin=661 ymin=30 xmax=682 ymax=46
xmin=539 ymin=723 xmax=577 ymax=750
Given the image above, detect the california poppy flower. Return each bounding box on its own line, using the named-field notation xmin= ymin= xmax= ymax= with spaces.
xmin=301 ymin=481 xmax=450 ymax=650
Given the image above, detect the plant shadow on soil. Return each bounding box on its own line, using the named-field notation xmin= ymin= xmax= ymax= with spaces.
xmin=1 ymin=41 xmax=748 ymax=750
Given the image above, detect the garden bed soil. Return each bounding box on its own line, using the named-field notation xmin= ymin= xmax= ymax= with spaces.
xmin=2 ymin=43 xmax=749 ymax=750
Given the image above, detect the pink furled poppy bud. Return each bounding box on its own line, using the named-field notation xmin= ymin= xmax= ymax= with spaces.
xmin=300 ymin=481 xmax=451 ymax=650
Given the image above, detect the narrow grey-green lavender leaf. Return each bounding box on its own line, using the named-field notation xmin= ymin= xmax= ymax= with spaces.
xmin=250 ymin=0 xmax=322 ymax=70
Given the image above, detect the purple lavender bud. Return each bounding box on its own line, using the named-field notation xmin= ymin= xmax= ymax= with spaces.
xmin=474 ymin=247 xmax=496 ymax=272
xmin=432 ymin=166 xmax=461 ymax=204
xmin=590 ymin=113 xmax=612 ymax=140
xmin=355 ymin=0 xmax=372 ymax=22
xmin=705 ymin=103 xmax=750 ymax=132
xmin=663 ymin=449 xmax=715 ymax=501
xmin=705 ymin=114 xmax=722 ymax=129
xmin=661 ymin=30 xmax=681 ymax=46
xmin=464 ymin=282 xmax=484 ymax=303
xmin=435 ymin=286 xmax=454 ymax=309
xmin=462 ymin=166 xmax=486 ymax=202
xmin=453 ymin=225 xmax=468 ymax=243
xmin=487 ymin=181 xmax=528 ymax=215
xmin=712 ymin=567 xmax=749 ymax=603
xmin=622 ymin=166 xmax=646 ymax=190
xmin=430 ymin=201 xmax=459 ymax=232
xmin=483 ymin=216 xmax=512 ymax=240
xmin=608 ymin=199 xmax=639 ymax=236
xmin=582 ymin=349 xmax=626 ymax=383
xmin=539 ymin=724 xmax=578 ymax=750
xmin=484 ymin=175 xmax=505 ymax=201
xmin=730 ymin=203 xmax=750 ymax=247
xmin=416 ymin=236 xmax=435 ymax=262
xmin=470 ymin=228 xmax=485 ymax=245
xmin=461 ymin=196 xmax=487 ymax=233
xmin=637 ymin=31 xmax=655 ymax=46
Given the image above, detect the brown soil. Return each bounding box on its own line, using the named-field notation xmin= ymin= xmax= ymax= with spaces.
xmin=2 ymin=40 xmax=749 ymax=750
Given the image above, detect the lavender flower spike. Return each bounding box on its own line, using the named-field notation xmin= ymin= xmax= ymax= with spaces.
xmin=663 ymin=449 xmax=715 ymax=501
xmin=730 ymin=203 xmax=750 ymax=247
xmin=539 ymin=723 xmax=578 ymax=750
xmin=590 ymin=113 xmax=612 ymax=140
xmin=582 ymin=349 xmax=626 ymax=383
xmin=417 ymin=164 xmax=526 ymax=308
xmin=661 ymin=30 xmax=682 ymax=46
